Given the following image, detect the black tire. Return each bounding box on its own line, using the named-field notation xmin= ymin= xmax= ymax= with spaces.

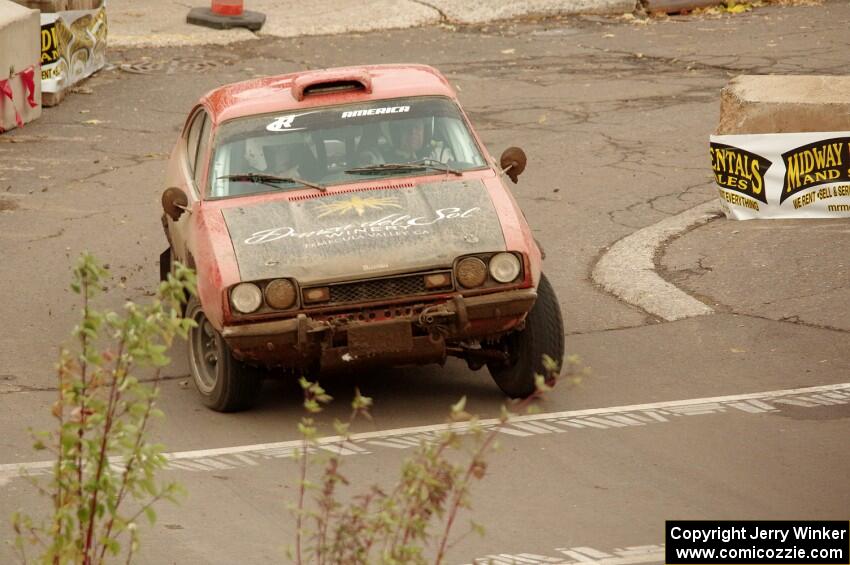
xmin=161 ymin=247 xmax=192 ymax=315
xmin=159 ymin=247 xmax=172 ymax=283
xmin=487 ymin=273 xmax=565 ymax=398
xmin=186 ymin=297 xmax=261 ymax=412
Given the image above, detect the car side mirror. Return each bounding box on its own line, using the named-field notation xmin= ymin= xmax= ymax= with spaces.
xmin=499 ymin=147 xmax=527 ymax=184
xmin=162 ymin=187 xmax=190 ymax=221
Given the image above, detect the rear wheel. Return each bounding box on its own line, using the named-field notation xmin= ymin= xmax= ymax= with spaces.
xmin=486 ymin=273 xmax=564 ymax=398
xmin=187 ymin=297 xmax=261 ymax=412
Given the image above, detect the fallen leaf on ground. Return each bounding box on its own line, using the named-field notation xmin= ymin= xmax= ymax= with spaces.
xmin=727 ymin=3 xmax=751 ymax=13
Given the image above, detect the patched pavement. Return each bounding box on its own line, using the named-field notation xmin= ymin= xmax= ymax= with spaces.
xmin=663 ymin=218 xmax=850 ymax=332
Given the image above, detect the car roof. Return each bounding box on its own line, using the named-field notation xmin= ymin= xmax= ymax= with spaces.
xmin=201 ymin=64 xmax=457 ymax=125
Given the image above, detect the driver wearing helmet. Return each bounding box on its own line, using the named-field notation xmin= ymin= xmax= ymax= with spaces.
xmin=387 ymin=118 xmax=454 ymax=164
xmin=245 ymin=137 xmax=301 ymax=178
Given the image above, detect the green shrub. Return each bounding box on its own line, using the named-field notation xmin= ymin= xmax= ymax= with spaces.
xmin=290 ymin=354 xmax=586 ymax=564
xmin=11 ymin=253 xmax=195 ymax=564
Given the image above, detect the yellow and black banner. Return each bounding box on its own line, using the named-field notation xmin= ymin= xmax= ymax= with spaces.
xmin=710 ymin=142 xmax=771 ymax=204
xmin=40 ymin=22 xmax=60 ymax=66
xmin=39 ymin=1 xmax=107 ymax=94
xmin=781 ymin=137 xmax=850 ymax=204
xmin=710 ymin=132 xmax=850 ymax=220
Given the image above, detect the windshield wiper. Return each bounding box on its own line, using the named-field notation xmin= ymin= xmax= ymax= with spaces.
xmin=344 ymin=161 xmax=462 ymax=176
xmin=218 ymin=173 xmax=326 ymax=192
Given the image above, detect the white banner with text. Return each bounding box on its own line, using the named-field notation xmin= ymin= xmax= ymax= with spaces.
xmin=710 ymin=131 xmax=850 ymax=220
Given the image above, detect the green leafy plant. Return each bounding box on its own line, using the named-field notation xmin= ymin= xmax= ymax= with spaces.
xmin=290 ymin=354 xmax=587 ymax=564
xmin=11 ymin=253 xmax=196 ymax=564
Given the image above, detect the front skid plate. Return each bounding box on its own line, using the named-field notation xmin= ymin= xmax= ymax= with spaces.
xmin=348 ymin=320 xmax=414 ymax=355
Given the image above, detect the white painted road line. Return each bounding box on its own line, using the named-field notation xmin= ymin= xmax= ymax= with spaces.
xmin=1 ymin=382 xmax=848 ymax=485
xmin=463 ymin=543 xmax=665 ymax=565
xmin=593 ymin=200 xmax=722 ymax=321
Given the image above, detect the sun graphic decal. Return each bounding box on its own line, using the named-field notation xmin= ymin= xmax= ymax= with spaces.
xmin=314 ymin=195 xmax=404 ymax=218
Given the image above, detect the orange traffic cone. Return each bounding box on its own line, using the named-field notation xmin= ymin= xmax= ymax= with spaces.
xmin=211 ymin=0 xmax=243 ymax=16
xmin=187 ymin=0 xmax=265 ymax=31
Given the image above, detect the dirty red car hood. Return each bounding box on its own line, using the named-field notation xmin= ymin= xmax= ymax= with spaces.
xmin=220 ymin=179 xmax=507 ymax=284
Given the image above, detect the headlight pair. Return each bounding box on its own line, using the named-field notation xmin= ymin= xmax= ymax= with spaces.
xmin=230 ymin=278 xmax=297 ymax=314
xmin=456 ymin=252 xmax=522 ymax=289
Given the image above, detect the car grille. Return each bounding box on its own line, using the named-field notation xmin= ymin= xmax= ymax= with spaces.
xmin=306 ymin=271 xmax=453 ymax=306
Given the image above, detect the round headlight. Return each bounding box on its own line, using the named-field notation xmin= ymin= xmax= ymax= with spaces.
xmin=230 ymin=283 xmax=262 ymax=314
xmin=457 ymin=257 xmax=488 ymax=288
xmin=265 ymin=279 xmax=297 ymax=310
xmin=489 ymin=253 xmax=521 ymax=283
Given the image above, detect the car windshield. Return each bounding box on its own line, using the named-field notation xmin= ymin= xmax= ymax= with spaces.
xmin=207 ymin=96 xmax=487 ymax=199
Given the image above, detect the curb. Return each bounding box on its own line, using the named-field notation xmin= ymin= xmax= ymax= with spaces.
xmin=592 ymin=200 xmax=723 ymax=321
xmin=107 ymin=0 xmax=639 ymax=49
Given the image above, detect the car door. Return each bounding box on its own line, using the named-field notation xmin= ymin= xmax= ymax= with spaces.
xmin=166 ymin=107 xmax=211 ymax=267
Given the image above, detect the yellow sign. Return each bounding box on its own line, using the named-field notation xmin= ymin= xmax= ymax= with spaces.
xmin=40 ymin=23 xmax=60 ymax=65
xmin=781 ymin=138 xmax=850 ymax=203
xmin=709 ymin=142 xmax=770 ymax=204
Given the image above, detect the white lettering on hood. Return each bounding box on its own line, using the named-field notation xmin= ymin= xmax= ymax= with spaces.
xmin=244 ymin=207 xmax=481 ymax=244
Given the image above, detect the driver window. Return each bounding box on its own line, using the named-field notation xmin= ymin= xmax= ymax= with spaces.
xmin=194 ymin=115 xmax=212 ymax=190
xmin=185 ymin=110 xmax=206 ymax=173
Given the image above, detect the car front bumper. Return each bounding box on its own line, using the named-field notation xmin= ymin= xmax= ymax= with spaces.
xmin=220 ymin=288 xmax=537 ymax=370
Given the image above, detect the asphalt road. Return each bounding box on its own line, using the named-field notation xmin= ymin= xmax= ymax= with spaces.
xmin=1 ymin=2 xmax=849 ymax=563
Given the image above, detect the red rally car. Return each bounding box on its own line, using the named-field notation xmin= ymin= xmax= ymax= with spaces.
xmin=160 ymin=64 xmax=564 ymax=412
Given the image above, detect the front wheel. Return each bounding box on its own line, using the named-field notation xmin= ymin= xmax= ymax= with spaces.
xmin=187 ymin=297 xmax=261 ymax=412
xmin=487 ymin=273 xmax=565 ymax=398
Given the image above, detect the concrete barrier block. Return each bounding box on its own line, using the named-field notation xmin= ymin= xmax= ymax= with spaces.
xmin=717 ymin=75 xmax=850 ymax=135
xmin=419 ymin=0 xmax=637 ymax=23
xmin=10 ymin=0 xmax=69 ymax=12
xmin=0 ymin=0 xmax=42 ymax=133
